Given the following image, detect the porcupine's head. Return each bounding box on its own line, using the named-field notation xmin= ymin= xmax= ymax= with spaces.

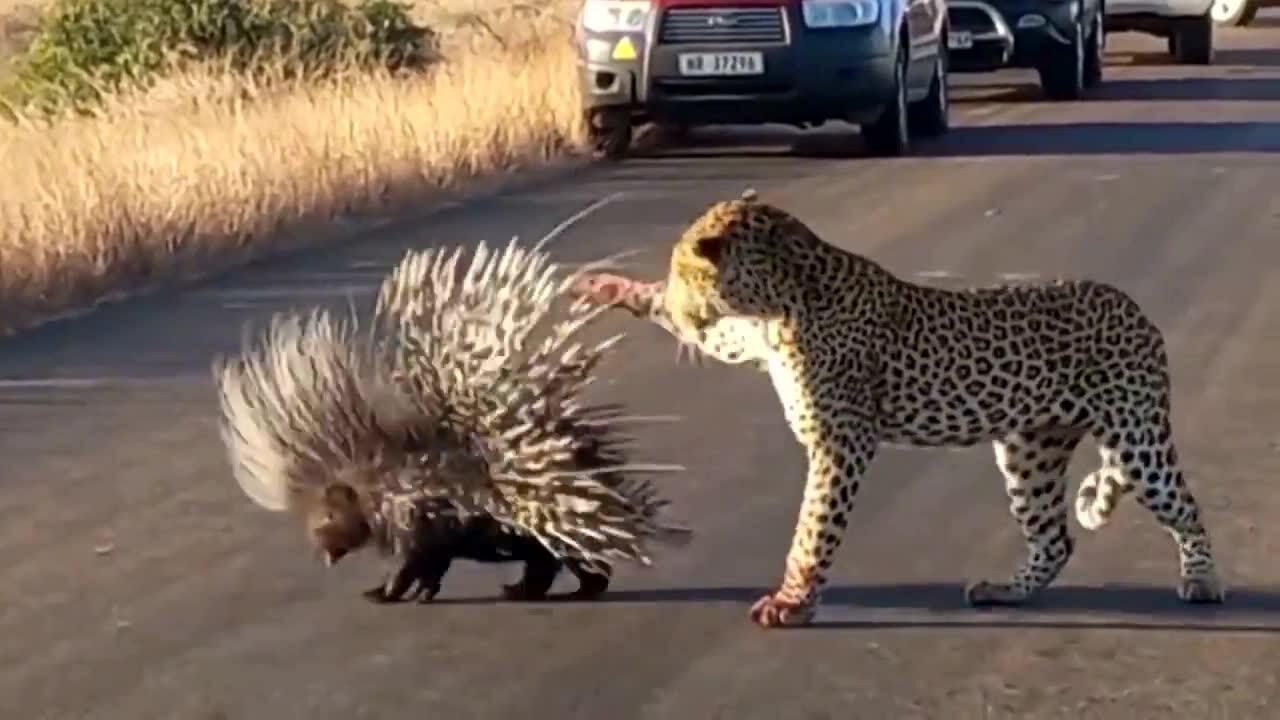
xmin=305 ymin=483 xmax=374 ymax=566
xmin=213 ymin=308 xmax=405 ymax=568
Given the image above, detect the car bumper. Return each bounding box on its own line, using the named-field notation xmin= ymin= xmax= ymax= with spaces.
xmin=578 ymin=11 xmax=897 ymax=127
xmin=947 ymin=0 xmax=1079 ymax=72
xmin=1106 ymin=0 xmax=1212 ymax=19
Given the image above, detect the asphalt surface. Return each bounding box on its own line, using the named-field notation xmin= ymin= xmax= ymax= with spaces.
xmin=4 ymin=21 xmax=1280 ymax=720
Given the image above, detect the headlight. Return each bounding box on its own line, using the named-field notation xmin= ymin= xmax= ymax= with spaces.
xmin=581 ymin=0 xmax=652 ymax=33
xmin=801 ymin=0 xmax=880 ymax=28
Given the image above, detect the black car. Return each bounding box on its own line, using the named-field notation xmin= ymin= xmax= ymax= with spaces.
xmin=946 ymin=0 xmax=1105 ymax=99
xmin=574 ymin=0 xmax=952 ymax=159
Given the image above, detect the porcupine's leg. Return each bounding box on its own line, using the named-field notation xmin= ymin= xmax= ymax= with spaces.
xmin=564 ymin=559 xmax=611 ymax=600
xmin=364 ymin=551 xmax=453 ymax=604
xmin=501 ymin=545 xmax=563 ymax=601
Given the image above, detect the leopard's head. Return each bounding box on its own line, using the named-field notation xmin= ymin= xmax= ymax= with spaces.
xmin=662 ymin=190 xmax=816 ymax=345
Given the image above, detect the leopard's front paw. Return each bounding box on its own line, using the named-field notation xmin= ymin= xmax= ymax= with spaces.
xmin=963 ymin=580 xmax=1032 ymax=607
xmin=1178 ymin=574 xmax=1225 ymax=604
xmin=749 ymin=591 xmax=816 ymax=628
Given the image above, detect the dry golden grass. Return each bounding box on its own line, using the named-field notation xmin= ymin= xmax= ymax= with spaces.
xmin=0 ymin=1 xmax=40 ymax=77
xmin=0 ymin=0 xmax=588 ymax=335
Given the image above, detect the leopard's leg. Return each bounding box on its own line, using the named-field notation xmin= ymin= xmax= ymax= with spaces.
xmin=750 ymin=421 xmax=879 ymax=629
xmin=966 ymin=427 xmax=1084 ymax=607
xmin=1077 ymin=410 xmax=1223 ymax=603
xmin=569 ymin=273 xmax=666 ymax=322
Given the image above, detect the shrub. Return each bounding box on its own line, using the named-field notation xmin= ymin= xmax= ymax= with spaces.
xmin=5 ymin=0 xmax=437 ymax=116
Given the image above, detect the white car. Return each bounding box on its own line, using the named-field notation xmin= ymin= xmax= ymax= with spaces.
xmin=1106 ymin=0 xmax=1214 ymax=64
xmin=1210 ymin=0 xmax=1271 ymax=25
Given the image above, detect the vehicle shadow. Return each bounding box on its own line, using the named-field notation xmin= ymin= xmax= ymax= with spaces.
xmin=920 ymin=120 xmax=1280 ymax=156
xmin=952 ymin=70 xmax=1280 ymax=106
xmin=953 ymin=75 xmax=1280 ymax=102
xmin=430 ymin=582 xmax=1280 ymax=632
xmin=636 ymin=124 xmax=868 ymax=160
xmin=645 ymin=119 xmax=1280 ymax=159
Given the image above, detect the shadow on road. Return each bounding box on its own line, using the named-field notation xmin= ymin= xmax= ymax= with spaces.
xmin=576 ymin=582 xmax=1280 ymax=632
xmin=953 ymin=67 xmax=1280 ymax=103
xmin=1108 ymin=46 xmax=1280 ymax=68
xmin=420 ymin=582 xmax=1280 ymax=632
xmin=648 ymin=120 xmax=1280 ymax=159
xmin=924 ymin=121 xmax=1280 ymax=156
xmin=957 ymin=77 xmax=1280 ymax=103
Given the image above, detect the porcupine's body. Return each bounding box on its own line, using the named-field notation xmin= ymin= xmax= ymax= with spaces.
xmin=214 ymin=239 xmax=690 ymax=603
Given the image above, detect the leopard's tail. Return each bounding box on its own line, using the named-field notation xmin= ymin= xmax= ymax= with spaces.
xmin=1074 ymin=467 xmax=1128 ymax=531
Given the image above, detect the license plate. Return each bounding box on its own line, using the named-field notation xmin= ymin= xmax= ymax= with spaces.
xmin=678 ymin=51 xmax=764 ymax=77
xmin=948 ymin=31 xmax=974 ymax=50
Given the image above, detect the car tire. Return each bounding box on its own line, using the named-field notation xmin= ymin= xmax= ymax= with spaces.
xmin=1083 ymin=11 xmax=1104 ymax=88
xmin=908 ymin=43 xmax=950 ymax=138
xmin=1211 ymin=0 xmax=1258 ymax=26
xmin=1039 ymin=13 xmax=1086 ymax=100
xmin=1171 ymin=12 xmax=1214 ymax=65
xmin=588 ymin=111 xmax=633 ymax=161
xmin=863 ymin=40 xmax=911 ymax=157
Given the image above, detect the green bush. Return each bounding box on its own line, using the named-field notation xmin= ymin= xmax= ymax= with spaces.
xmin=5 ymin=0 xmax=437 ymax=115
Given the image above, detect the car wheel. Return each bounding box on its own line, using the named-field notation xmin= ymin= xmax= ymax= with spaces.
xmin=1083 ymin=11 xmax=1104 ymax=88
xmin=587 ymin=111 xmax=633 ymax=161
xmin=1211 ymin=0 xmax=1258 ymax=26
xmin=863 ymin=40 xmax=911 ymax=156
xmin=1172 ymin=12 xmax=1214 ymax=64
xmin=1039 ymin=14 xmax=1086 ymax=100
xmin=908 ymin=43 xmax=950 ymax=137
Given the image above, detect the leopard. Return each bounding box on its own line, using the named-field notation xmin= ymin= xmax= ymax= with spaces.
xmin=570 ymin=189 xmax=1225 ymax=629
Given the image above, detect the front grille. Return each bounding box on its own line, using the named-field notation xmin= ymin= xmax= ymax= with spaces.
xmin=657 ymin=7 xmax=788 ymax=45
xmin=948 ymin=7 xmax=998 ymax=33
xmin=652 ymin=78 xmax=791 ymax=96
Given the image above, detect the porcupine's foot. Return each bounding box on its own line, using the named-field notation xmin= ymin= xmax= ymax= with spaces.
xmin=565 ymin=560 xmax=610 ymax=601
xmin=363 ymin=581 xmax=441 ymax=604
xmin=363 ymin=582 xmax=405 ymax=604
xmin=365 ymin=554 xmax=448 ymax=604
xmin=749 ymin=591 xmax=817 ymax=628
xmin=501 ymin=553 xmax=561 ymax=601
xmin=499 ymin=579 xmax=553 ymax=601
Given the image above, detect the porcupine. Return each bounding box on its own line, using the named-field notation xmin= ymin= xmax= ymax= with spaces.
xmin=213 ymin=238 xmax=692 ymax=604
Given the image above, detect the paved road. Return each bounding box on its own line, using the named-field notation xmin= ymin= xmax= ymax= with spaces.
xmin=4 ymin=21 xmax=1280 ymax=720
